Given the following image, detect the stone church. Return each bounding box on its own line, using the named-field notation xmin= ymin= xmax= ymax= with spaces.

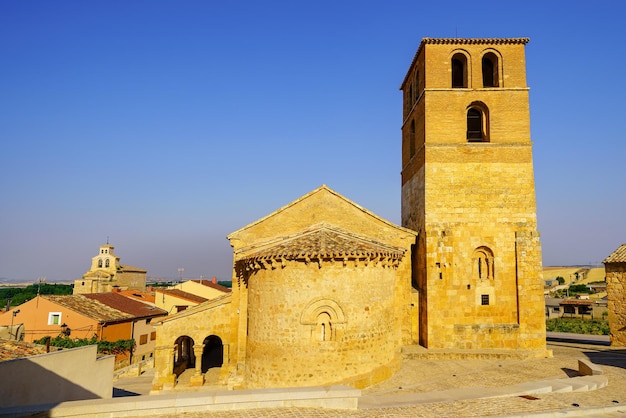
xmin=151 ymin=37 xmax=548 ymax=392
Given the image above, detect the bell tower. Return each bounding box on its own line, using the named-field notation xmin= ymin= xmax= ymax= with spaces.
xmin=400 ymin=38 xmax=546 ymax=351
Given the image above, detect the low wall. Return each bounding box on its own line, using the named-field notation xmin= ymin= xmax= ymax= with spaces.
xmin=2 ymin=385 xmax=360 ymax=417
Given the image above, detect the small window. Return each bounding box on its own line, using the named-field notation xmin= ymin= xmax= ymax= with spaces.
xmin=140 ymin=334 xmax=148 ymax=345
xmin=482 ymin=52 xmax=499 ymax=87
xmin=105 ymin=259 xmax=110 ymax=268
xmin=150 ymin=331 xmax=156 ymax=341
xmin=481 ymin=294 xmax=490 ymax=306
xmin=98 ymin=259 xmax=103 ymax=268
xmin=467 ymin=108 xmax=483 ymax=141
xmin=452 ymin=53 xmax=468 ymax=88
xmin=48 ymin=312 xmax=62 ymax=325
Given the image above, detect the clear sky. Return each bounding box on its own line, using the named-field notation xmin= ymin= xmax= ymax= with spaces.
xmin=1 ymin=1 xmax=625 ymax=282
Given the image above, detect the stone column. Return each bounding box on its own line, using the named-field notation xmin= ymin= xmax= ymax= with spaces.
xmin=151 ymin=345 xmax=177 ymax=392
xmin=189 ymin=343 xmax=205 ymax=386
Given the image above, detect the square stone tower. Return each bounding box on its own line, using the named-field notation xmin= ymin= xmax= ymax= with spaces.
xmin=400 ymin=38 xmax=546 ymax=350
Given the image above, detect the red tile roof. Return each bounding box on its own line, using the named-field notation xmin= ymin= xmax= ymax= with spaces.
xmin=155 ymin=288 xmax=208 ymax=304
xmin=83 ymin=293 xmax=166 ymax=318
xmin=0 ymin=339 xmax=51 ymax=362
xmin=190 ymin=279 xmax=231 ymax=293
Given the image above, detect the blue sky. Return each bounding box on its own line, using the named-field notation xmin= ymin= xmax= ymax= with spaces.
xmin=1 ymin=1 xmax=624 ymax=282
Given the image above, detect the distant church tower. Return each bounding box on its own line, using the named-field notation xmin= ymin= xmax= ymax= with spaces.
xmin=400 ymin=38 xmax=546 ymax=351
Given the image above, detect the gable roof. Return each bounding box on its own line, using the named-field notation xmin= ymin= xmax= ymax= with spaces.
xmin=229 ymin=185 xmax=415 ymax=238
xmin=155 ymin=288 xmax=208 ymax=304
xmin=153 ymin=293 xmax=231 ymax=325
xmin=604 ymin=244 xmax=626 ymax=263
xmin=189 ymin=279 xmax=231 ymax=293
xmin=43 ymin=295 xmax=132 ymax=323
xmin=83 ymin=293 xmax=166 ymax=319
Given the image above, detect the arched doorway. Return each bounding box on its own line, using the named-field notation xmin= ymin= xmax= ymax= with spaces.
xmin=173 ymin=335 xmax=195 ymax=376
xmin=201 ymin=335 xmax=223 ymax=373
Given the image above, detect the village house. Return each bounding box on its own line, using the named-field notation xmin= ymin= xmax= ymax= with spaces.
xmin=0 ymin=293 xmax=166 ymax=366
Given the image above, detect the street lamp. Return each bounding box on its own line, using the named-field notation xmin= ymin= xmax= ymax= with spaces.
xmin=10 ymin=310 xmax=20 ymax=340
xmin=60 ymin=323 xmax=71 ymax=337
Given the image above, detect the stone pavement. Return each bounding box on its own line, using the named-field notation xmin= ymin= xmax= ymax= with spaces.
xmin=113 ymin=340 xmax=626 ymax=417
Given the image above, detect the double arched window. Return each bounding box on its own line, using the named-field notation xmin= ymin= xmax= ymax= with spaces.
xmin=473 ymin=247 xmax=494 ymax=281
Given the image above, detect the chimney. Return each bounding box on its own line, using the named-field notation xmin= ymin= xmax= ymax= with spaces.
xmin=212 ymin=276 xmax=217 ymax=284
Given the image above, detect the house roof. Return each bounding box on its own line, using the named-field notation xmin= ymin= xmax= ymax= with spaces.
xmin=83 ymin=293 xmax=166 ymax=319
xmin=604 ymin=244 xmax=626 ymax=263
xmin=560 ymin=299 xmax=593 ymax=306
xmin=189 ymin=279 xmax=231 ymax=293
xmin=155 ymin=288 xmax=208 ymax=304
xmin=116 ymin=289 xmax=156 ymax=304
xmin=153 ymin=293 xmax=231 ymax=325
xmin=244 ymin=223 xmax=407 ymax=262
xmin=0 ymin=339 xmax=51 ymax=362
xmin=43 ymin=295 xmax=133 ymax=323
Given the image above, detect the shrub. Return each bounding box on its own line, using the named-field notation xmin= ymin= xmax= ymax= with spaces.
xmin=546 ymin=318 xmax=609 ymax=335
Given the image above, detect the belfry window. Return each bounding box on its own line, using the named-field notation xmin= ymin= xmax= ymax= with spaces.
xmin=105 ymin=259 xmax=110 ymax=268
xmin=452 ymin=53 xmax=467 ymax=88
xmin=482 ymin=52 xmax=499 ymax=87
xmin=98 ymin=259 xmax=103 ymax=268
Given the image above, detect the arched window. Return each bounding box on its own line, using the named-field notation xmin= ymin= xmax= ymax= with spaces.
xmin=105 ymin=259 xmax=110 ymax=268
xmin=409 ymin=120 xmax=416 ymax=158
xmin=98 ymin=259 xmax=103 ymax=268
xmin=452 ymin=53 xmax=467 ymax=88
xmin=482 ymin=52 xmax=499 ymax=87
xmin=473 ymin=247 xmax=494 ymax=281
xmin=467 ymin=103 xmax=489 ymax=142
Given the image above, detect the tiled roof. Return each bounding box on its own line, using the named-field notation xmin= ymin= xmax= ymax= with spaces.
xmin=155 ymin=288 xmax=208 ymax=304
xmin=244 ymin=224 xmax=406 ymax=262
xmin=43 ymin=295 xmax=132 ymax=323
xmin=117 ymin=289 xmax=156 ymax=303
xmin=190 ymin=279 xmax=232 ymax=293
xmin=560 ymin=299 xmax=593 ymax=306
xmin=83 ymin=293 xmax=166 ymax=318
xmin=604 ymin=244 xmax=626 ymax=263
xmin=0 ymin=339 xmax=51 ymax=362
xmin=120 ymin=264 xmax=147 ymax=273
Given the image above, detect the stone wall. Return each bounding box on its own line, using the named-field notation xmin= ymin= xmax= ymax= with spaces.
xmin=606 ymin=262 xmax=626 ymax=347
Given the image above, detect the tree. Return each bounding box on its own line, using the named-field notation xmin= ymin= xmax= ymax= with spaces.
xmin=556 ymin=276 xmax=565 ymax=285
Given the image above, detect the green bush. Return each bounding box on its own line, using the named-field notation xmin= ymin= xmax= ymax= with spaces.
xmin=546 ymin=318 xmax=609 ymax=335
xmin=33 ymin=335 xmax=135 ymax=354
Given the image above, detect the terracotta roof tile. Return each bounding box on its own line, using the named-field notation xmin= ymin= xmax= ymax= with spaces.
xmin=0 ymin=339 xmax=50 ymax=362
xmin=190 ymin=279 xmax=231 ymax=293
xmin=43 ymin=295 xmax=132 ymax=323
xmin=155 ymin=289 xmax=208 ymax=304
xmin=83 ymin=293 xmax=166 ymax=318
xmin=604 ymin=244 xmax=626 ymax=263
xmin=245 ymin=223 xmax=406 ymax=261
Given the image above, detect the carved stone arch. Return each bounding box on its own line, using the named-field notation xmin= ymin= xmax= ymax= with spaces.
xmin=300 ymin=298 xmax=346 ymax=325
xmin=301 ymin=298 xmax=346 ymax=342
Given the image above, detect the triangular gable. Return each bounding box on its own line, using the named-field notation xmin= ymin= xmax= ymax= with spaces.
xmin=604 ymin=244 xmax=626 ymax=264
xmin=228 ymin=185 xmax=416 ymax=256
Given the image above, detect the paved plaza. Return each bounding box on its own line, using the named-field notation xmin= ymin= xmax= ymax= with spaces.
xmin=113 ymin=339 xmax=626 ymax=417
